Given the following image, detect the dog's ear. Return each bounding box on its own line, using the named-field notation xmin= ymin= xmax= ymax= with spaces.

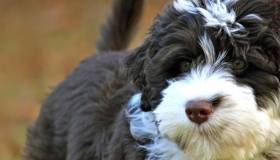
xmin=262 ymin=0 xmax=280 ymax=35
xmin=233 ymin=0 xmax=280 ymax=78
xmin=258 ymin=0 xmax=280 ymax=78
xmin=266 ymin=0 xmax=280 ymax=78
xmin=126 ymin=39 xmax=159 ymax=111
xmin=269 ymin=0 xmax=280 ymax=78
xmin=252 ymin=27 xmax=280 ymax=80
xmin=126 ymin=42 xmax=148 ymax=90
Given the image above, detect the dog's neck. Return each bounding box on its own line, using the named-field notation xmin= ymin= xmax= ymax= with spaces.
xmin=126 ymin=93 xmax=280 ymax=160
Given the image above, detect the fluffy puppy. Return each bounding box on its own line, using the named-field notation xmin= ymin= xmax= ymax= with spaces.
xmin=24 ymin=0 xmax=280 ymax=160
xmin=126 ymin=0 xmax=280 ymax=159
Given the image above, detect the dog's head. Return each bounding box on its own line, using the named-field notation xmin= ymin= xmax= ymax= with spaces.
xmin=127 ymin=0 xmax=280 ymax=159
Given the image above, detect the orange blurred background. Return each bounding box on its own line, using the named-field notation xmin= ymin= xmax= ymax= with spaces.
xmin=0 ymin=0 xmax=168 ymax=159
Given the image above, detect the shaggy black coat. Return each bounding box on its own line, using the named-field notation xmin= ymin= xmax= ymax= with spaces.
xmin=24 ymin=0 xmax=280 ymax=160
xmin=24 ymin=0 xmax=145 ymax=159
xmin=24 ymin=53 xmax=146 ymax=160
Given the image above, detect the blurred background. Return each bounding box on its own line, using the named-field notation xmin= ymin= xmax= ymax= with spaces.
xmin=0 ymin=0 xmax=168 ymax=159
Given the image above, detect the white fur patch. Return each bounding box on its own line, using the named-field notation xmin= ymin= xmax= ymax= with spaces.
xmin=174 ymin=0 xmax=200 ymax=14
xmin=126 ymin=93 xmax=159 ymax=141
xmin=127 ymin=91 xmax=280 ymax=160
xmin=199 ymin=33 xmax=226 ymax=65
xmin=126 ymin=35 xmax=280 ymax=159
xmin=173 ymin=0 xmax=262 ymax=37
xmin=154 ymin=65 xmax=271 ymax=159
xmin=126 ymin=93 xmax=191 ymax=160
xmin=151 ymin=36 xmax=280 ymax=158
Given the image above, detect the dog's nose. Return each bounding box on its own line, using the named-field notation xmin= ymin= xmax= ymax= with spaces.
xmin=185 ymin=100 xmax=213 ymax=124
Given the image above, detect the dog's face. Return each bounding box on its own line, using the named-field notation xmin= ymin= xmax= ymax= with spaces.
xmin=127 ymin=0 xmax=280 ymax=159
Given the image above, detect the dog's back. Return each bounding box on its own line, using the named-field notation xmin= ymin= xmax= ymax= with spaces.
xmin=24 ymin=1 xmax=144 ymax=160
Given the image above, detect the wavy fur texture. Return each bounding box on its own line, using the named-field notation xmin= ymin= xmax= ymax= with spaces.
xmin=24 ymin=0 xmax=280 ymax=160
xmin=127 ymin=0 xmax=280 ymax=159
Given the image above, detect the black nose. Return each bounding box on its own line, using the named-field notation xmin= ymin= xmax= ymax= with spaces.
xmin=185 ymin=100 xmax=214 ymax=124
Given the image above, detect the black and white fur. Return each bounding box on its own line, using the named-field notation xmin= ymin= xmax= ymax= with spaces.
xmin=127 ymin=0 xmax=280 ymax=159
xmin=24 ymin=0 xmax=280 ymax=160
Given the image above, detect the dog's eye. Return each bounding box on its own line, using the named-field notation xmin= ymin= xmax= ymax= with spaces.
xmin=180 ymin=61 xmax=191 ymax=72
xmin=232 ymin=59 xmax=248 ymax=74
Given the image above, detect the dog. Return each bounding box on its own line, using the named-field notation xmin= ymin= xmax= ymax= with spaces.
xmin=24 ymin=0 xmax=280 ymax=160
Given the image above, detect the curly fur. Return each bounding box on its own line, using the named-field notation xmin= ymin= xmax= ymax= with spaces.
xmin=127 ymin=0 xmax=280 ymax=112
xmin=24 ymin=0 xmax=280 ymax=160
xmin=126 ymin=0 xmax=280 ymax=159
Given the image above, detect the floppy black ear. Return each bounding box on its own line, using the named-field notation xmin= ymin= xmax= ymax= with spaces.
xmin=268 ymin=0 xmax=280 ymax=77
xmin=126 ymin=43 xmax=148 ymax=91
xmin=251 ymin=25 xmax=280 ymax=82
xmin=263 ymin=0 xmax=280 ymax=35
xmin=126 ymin=41 xmax=149 ymax=111
xmin=241 ymin=0 xmax=280 ymax=79
xmin=260 ymin=0 xmax=280 ymax=78
xmin=126 ymin=39 xmax=160 ymax=111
